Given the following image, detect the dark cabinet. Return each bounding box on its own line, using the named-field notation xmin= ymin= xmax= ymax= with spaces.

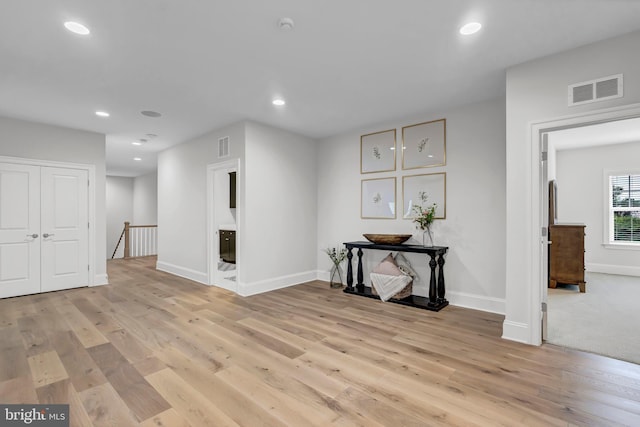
xmin=549 ymin=224 xmax=585 ymax=292
xmin=219 ymin=230 xmax=236 ymax=264
xmin=229 ymin=172 xmax=236 ymax=209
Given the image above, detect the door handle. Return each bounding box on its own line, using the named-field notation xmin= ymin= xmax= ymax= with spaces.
xmin=43 ymin=233 xmax=55 ymax=238
xmin=27 ymin=233 xmax=39 ymax=238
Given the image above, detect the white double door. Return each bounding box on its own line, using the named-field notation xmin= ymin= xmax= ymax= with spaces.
xmin=0 ymin=162 xmax=89 ymax=298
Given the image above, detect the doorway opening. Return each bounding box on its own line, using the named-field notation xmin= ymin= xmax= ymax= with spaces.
xmin=533 ymin=107 xmax=640 ymax=363
xmin=207 ymin=159 xmax=240 ymax=293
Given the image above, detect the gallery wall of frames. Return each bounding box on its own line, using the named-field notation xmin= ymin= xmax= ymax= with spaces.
xmin=360 ymin=118 xmax=446 ymax=221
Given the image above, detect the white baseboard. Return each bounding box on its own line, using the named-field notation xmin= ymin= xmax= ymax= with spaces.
xmin=317 ymin=270 xmax=330 ymax=282
xmin=238 ymin=270 xmax=318 ymax=296
xmin=156 ymin=261 xmax=208 ymax=284
xmin=447 ymin=291 xmax=505 ymax=315
xmin=213 ymin=278 xmax=237 ymax=293
xmin=91 ymin=274 xmax=109 ymax=287
xmin=586 ymin=263 xmax=640 ymax=277
xmin=502 ymin=320 xmax=531 ymax=344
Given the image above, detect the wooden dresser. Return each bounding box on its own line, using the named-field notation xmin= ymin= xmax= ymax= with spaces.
xmin=549 ymin=224 xmax=586 ymax=292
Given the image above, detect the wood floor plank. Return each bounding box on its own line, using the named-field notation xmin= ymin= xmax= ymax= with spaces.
xmin=51 ymin=330 xmax=108 ymax=392
xmin=106 ymin=328 xmax=154 ymax=364
xmin=1 ymin=256 xmax=640 ymax=426
xmin=154 ymin=346 xmax=286 ymax=427
xmin=27 ymin=350 xmax=69 ymax=388
xmin=133 ymin=356 xmax=167 ymax=377
xmin=215 ymin=365 xmax=333 ymax=427
xmin=71 ymin=296 xmax=123 ymax=335
xmin=79 ymin=382 xmax=139 ymax=427
xmin=0 ymin=376 xmax=38 ymax=404
xmin=0 ymin=325 xmax=31 ymax=381
xmin=36 ymin=379 xmax=94 ymax=427
xmin=55 ymin=301 xmax=109 ymax=349
xmin=145 ymin=368 xmax=241 ymax=427
xmin=140 ymin=408 xmax=192 ymax=427
xmin=87 ymin=342 xmax=170 ymax=422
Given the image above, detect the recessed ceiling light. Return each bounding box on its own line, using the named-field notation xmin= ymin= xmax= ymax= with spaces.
xmin=95 ymin=111 xmax=109 ymax=117
xmin=133 ymin=157 xmax=142 ymax=161
xmin=132 ymin=141 xmax=142 ymax=146
xmin=64 ymin=21 xmax=90 ymax=35
xmin=278 ymin=17 xmax=295 ymax=31
xmin=272 ymin=98 xmax=286 ymax=106
xmin=459 ymin=22 xmax=482 ymax=35
xmin=141 ymin=110 xmax=162 ymax=118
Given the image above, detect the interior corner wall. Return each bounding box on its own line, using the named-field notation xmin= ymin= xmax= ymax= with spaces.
xmin=555 ymin=141 xmax=640 ymax=275
xmin=0 ymin=115 xmax=108 ymax=284
xmin=133 ymin=171 xmax=158 ymax=225
xmin=243 ymin=121 xmax=318 ymax=295
xmin=505 ymin=29 xmax=640 ymax=344
xmin=316 ymin=97 xmax=507 ymax=314
xmin=157 ymin=122 xmax=245 ymax=284
xmin=106 ymin=176 xmax=134 ymax=259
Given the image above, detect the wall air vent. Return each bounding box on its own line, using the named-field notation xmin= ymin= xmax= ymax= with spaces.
xmin=568 ymin=74 xmax=623 ymax=107
xmin=218 ymin=136 xmax=230 ymax=158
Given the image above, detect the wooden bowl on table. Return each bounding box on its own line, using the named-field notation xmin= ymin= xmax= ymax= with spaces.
xmin=362 ymin=234 xmax=412 ymax=245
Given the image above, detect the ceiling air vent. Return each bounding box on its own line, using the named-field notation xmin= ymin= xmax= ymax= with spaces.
xmin=218 ymin=136 xmax=230 ymax=158
xmin=568 ymin=74 xmax=623 ymax=106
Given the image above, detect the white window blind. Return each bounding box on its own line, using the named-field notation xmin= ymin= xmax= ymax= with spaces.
xmin=610 ymin=174 xmax=640 ymax=243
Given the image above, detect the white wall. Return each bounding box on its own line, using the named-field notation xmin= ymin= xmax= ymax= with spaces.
xmin=505 ymin=30 xmax=640 ymax=343
xmin=317 ymin=97 xmax=506 ymax=313
xmin=555 ymin=141 xmax=640 ymax=275
xmin=157 ymin=122 xmax=245 ymax=283
xmin=0 ymin=115 xmax=108 ymax=285
xmin=106 ymin=176 xmax=134 ymax=259
xmin=243 ymin=121 xmax=318 ymax=294
xmin=133 ymin=171 xmax=157 ymax=225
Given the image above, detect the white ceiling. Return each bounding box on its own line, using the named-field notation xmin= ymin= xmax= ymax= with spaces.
xmin=2 ymin=1 xmax=640 ymax=176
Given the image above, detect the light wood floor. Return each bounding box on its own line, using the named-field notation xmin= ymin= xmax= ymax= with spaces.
xmin=1 ymin=257 xmax=640 ymax=426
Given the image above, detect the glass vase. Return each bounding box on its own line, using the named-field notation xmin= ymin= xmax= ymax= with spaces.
xmin=422 ymin=226 xmax=434 ymax=247
xmin=329 ymin=264 xmax=344 ymax=288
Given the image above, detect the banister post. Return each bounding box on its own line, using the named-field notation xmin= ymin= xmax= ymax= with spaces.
xmin=124 ymin=221 xmax=130 ymax=258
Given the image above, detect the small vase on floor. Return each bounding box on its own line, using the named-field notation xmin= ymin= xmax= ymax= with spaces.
xmin=422 ymin=227 xmax=434 ymax=247
xmin=329 ymin=264 xmax=344 ymax=288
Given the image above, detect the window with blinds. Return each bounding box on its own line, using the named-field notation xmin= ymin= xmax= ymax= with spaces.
xmin=610 ymin=174 xmax=640 ymax=243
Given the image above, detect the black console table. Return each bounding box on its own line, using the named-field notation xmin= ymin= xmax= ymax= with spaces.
xmin=343 ymin=241 xmax=449 ymax=311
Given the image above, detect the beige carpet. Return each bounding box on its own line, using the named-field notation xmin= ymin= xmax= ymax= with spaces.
xmin=547 ymin=272 xmax=640 ymax=365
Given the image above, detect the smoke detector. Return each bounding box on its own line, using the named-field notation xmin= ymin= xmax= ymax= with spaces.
xmin=278 ymin=17 xmax=294 ymax=31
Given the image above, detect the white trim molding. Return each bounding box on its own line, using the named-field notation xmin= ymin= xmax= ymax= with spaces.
xmin=238 ymin=270 xmax=318 ymax=297
xmin=447 ymin=291 xmax=505 ymax=315
xmin=206 ymin=159 xmax=241 ymax=294
xmin=587 ymin=263 xmax=640 ymax=277
xmin=92 ymin=274 xmax=109 ymax=286
xmin=505 ymin=102 xmax=640 ymax=346
xmin=156 ymin=261 xmax=208 ymax=285
xmin=502 ymin=320 xmax=531 ymax=344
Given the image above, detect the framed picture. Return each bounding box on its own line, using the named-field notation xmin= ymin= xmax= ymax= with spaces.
xmin=402 ymin=173 xmax=446 ymax=219
xmin=361 ymin=129 xmax=396 ymax=174
xmin=402 ymin=118 xmax=446 ymax=169
xmin=361 ymin=177 xmax=396 ymax=219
